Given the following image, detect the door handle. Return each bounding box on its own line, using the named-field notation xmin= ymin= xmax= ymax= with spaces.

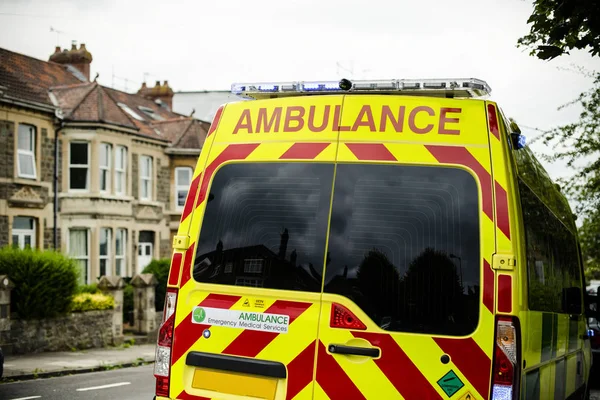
xmin=328 ymin=344 xmax=380 ymax=358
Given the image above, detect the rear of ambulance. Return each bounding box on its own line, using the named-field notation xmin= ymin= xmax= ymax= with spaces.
xmin=153 ymin=78 xmax=523 ymax=400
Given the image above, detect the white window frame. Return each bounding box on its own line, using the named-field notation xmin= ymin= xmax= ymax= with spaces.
xmin=69 ymin=141 xmax=90 ymax=191
xmin=175 ymin=166 xmax=193 ymax=210
xmin=68 ymin=228 xmax=90 ymax=284
xmin=243 ymin=259 xmax=264 ymax=274
xmin=99 ymin=143 xmax=112 ymax=193
xmin=140 ymin=155 xmax=153 ymax=201
xmin=114 ymin=146 xmax=127 ymax=196
xmin=115 ymin=228 xmax=127 ymax=277
xmin=99 ymin=227 xmax=112 ymax=277
xmin=12 ymin=217 xmax=36 ymax=249
xmin=17 ymin=124 xmax=37 ymax=179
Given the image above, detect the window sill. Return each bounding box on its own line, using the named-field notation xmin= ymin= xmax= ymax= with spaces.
xmin=0 ymin=177 xmax=49 ymax=188
xmin=136 ymin=199 xmax=163 ymax=207
xmin=60 ymin=192 xmax=135 ymax=201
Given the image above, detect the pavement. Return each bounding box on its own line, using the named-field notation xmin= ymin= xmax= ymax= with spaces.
xmin=0 ymin=364 xmax=155 ymax=400
xmin=1 ymin=343 xmax=156 ymax=381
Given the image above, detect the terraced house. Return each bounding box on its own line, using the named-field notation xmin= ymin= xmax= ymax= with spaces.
xmin=0 ymin=44 xmax=210 ymax=283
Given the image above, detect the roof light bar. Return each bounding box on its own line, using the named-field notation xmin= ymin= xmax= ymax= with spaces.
xmin=231 ymin=78 xmax=491 ymax=99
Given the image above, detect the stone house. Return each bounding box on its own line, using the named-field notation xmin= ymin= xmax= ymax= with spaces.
xmin=0 ymin=44 xmax=209 ymax=283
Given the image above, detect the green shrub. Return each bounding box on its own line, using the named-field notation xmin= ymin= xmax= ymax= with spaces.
xmin=70 ymin=293 xmax=114 ymax=312
xmin=142 ymin=258 xmax=170 ymax=311
xmin=123 ymin=283 xmax=134 ymax=325
xmin=76 ymin=283 xmax=99 ymax=294
xmin=0 ymin=247 xmax=79 ymax=319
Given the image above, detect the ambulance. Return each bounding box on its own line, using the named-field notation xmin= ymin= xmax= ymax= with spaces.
xmin=154 ymin=78 xmax=600 ymax=400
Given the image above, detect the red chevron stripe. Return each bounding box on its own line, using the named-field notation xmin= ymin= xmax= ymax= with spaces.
xmin=176 ymin=391 xmax=210 ymax=400
xmin=195 ymin=143 xmax=260 ymax=211
xmin=495 ymin=181 xmax=511 ymax=239
xmin=487 ymin=103 xmax=500 ymax=140
xmin=180 ymin=173 xmax=201 ymax=222
xmin=433 ymin=337 xmax=491 ymax=397
xmin=286 ymin=340 xmax=317 ymax=400
xmin=179 ymin=242 xmax=196 ymax=288
xmin=222 ymin=300 xmax=312 ymax=358
xmin=207 ymin=105 xmax=224 ymax=137
xmin=316 ymin=341 xmax=365 ymax=400
xmin=483 ymin=259 xmax=494 ymax=313
xmin=426 ymin=145 xmax=494 ymax=221
xmin=352 ymin=332 xmax=442 ymax=399
xmin=167 ymin=252 xmax=182 ymax=286
xmin=346 ymin=143 xmax=397 ymax=161
xmin=498 ymin=274 xmax=512 ymax=313
xmin=171 ymin=294 xmax=241 ymax=365
xmin=279 ymin=142 xmax=330 ymax=159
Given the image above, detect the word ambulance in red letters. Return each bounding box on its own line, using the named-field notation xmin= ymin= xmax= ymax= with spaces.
xmin=232 ymin=104 xmax=463 ymax=135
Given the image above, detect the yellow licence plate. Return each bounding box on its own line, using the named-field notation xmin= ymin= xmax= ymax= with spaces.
xmin=192 ymin=368 xmax=278 ymax=400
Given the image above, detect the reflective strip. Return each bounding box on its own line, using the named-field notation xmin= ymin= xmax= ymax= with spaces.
xmin=222 ymin=300 xmax=312 ymax=357
xmin=279 ymin=142 xmax=330 ymax=159
xmin=494 ymin=181 xmax=511 ymax=240
xmin=315 ymin=341 xmax=366 ymax=400
xmin=176 ymin=392 xmax=211 ymax=400
xmin=425 ymin=145 xmax=494 ymax=221
xmin=483 ymin=259 xmax=494 ymax=313
xmin=181 ymin=174 xmax=201 ymax=222
xmin=171 ymin=294 xmax=241 ymax=365
xmin=498 ymin=274 xmax=512 ymax=313
xmin=286 ymin=341 xmax=317 ymax=400
xmin=554 ymin=359 xmax=566 ymax=400
xmin=179 ymin=242 xmax=196 ymax=288
xmin=345 ymin=143 xmax=397 ymax=161
xmin=194 ymin=143 xmax=260 ymax=212
xmin=433 ymin=337 xmax=491 ymax=397
xmin=168 ymin=252 xmax=183 ymax=286
xmin=353 ymin=332 xmax=442 ymax=399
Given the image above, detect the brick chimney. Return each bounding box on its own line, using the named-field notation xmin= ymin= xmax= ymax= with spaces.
xmin=137 ymin=80 xmax=174 ymax=110
xmin=49 ymin=42 xmax=93 ymax=81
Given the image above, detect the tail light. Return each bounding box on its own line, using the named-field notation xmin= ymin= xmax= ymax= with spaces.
xmin=491 ymin=316 xmax=520 ymax=400
xmin=330 ymin=303 xmax=367 ymax=330
xmin=154 ymin=288 xmax=178 ymax=397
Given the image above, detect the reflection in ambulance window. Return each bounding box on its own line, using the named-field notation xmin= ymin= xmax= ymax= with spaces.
xmin=193 ymin=162 xmax=334 ymax=292
xmin=325 ymin=164 xmax=481 ymax=337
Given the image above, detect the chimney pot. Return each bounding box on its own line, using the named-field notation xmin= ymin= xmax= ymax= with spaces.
xmin=71 ymin=43 xmax=77 ymax=51
xmin=163 ymin=80 xmax=169 ymax=86
xmin=54 ymin=46 xmax=61 ymax=54
xmin=80 ymin=43 xmax=86 ymax=50
xmin=155 ymin=80 xmax=161 ymax=87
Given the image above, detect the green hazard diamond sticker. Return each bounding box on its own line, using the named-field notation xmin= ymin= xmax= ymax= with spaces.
xmin=192 ymin=307 xmax=206 ymax=323
xmin=437 ymin=370 xmax=464 ymax=397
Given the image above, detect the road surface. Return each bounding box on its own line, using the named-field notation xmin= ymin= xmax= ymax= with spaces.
xmin=0 ymin=364 xmax=155 ymax=400
xmin=0 ymin=364 xmax=598 ymax=399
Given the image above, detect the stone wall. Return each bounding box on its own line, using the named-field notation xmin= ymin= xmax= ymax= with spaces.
xmin=0 ymin=120 xmax=15 ymax=187
xmin=9 ymin=310 xmax=113 ymax=355
xmin=43 ymin=227 xmax=61 ymax=250
xmin=131 ymin=153 xmax=139 ymax=199
xmin=157 ymin=158 xmax=170 ymax=209
xmin=41 ymin=128 xmax=55 ymax=184
xmin=0 ymin=216 xmax=8 ymax=248
xmin=160 ymin=238 xmax=171 ymax=259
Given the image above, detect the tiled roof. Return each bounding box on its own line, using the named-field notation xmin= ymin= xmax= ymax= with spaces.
xmin=1 ymin=46 xmax=208 ymax=147
xmin=0 ymin=47 xmax=84 ymax=106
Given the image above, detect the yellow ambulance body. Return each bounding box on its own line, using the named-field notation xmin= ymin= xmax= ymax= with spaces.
xmin=153 ymin=78 xmax=594 ymax=400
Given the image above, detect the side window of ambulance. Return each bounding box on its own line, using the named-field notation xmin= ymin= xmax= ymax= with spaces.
xmin=519 ymin=180 xmax=582 ymax=313
xmin=325 ymin=164 xmax=481 ymax=336
xmin=193 ymin=162 xmax=334 ymax=292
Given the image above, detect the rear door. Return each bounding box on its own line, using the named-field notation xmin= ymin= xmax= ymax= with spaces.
xmin=315 ymin=95 xmax=497 ymax=399
xmin=169 ymin=96 xmax=343 ymax=400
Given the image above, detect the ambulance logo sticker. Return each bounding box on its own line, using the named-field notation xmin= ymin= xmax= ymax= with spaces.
xmin=193 ymin=307 xmax=206 ymax=323
xmin=437 ymin=370 xmax=464 ymax=397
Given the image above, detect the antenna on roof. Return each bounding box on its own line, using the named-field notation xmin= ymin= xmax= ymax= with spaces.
xmin=50 ymin=26 xmax=66 ymax=46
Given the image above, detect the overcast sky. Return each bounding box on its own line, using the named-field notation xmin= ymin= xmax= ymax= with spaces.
xmin=1 ymin=0 xmax=599 ymax=190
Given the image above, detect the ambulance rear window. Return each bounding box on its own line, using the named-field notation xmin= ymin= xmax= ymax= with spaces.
xmin=325 ymin=164 xmax=481 ymax=336
xmin=193 ymin=162 xmax=334 ymax=292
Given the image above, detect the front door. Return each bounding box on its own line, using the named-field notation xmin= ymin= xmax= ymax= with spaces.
xmin=137 ymin=242 xmax=153 ymax=273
